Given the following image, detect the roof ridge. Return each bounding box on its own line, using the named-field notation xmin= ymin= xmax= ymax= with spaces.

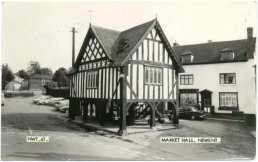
xmin=175 ymin=39 xmax=251 ymax=47
xmin=91 ymin=25 xmax=121 ymax=33
xmin=120 ymin=19 xmax=156 ymax=34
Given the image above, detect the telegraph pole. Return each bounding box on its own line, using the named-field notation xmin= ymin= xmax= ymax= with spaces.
xmin=71 ymin=27 xmax=78 ymax=67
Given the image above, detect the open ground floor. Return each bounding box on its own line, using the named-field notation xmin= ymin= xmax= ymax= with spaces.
xmin=68 ymin=98 xmax=180 ymax=135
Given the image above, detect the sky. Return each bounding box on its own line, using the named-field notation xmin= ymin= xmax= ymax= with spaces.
xmin=2 ymin=0 xmax=257 ymax=73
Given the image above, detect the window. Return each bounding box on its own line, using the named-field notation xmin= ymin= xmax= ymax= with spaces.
xmin=179 ymin=90 xmax=198 ymax=106
xmin=221 ymin=52 xmax=234 ymax=61
xmin=220 ymin=73 xmax=236 ymax=84
xmin=182 ymin=55 xmax=191 ymax=63
xmin=220 ymin=48 xmax=234 ymax=61
xmin=87 ymin=71 xmax=98 ymax=88
xmin=180 ymin=75 xmax=193 ymax=85
xmin=181 ymin=51 xmax=193 ymax=63
xmin=219 ymin=92 xmax=238 ymax=110
xmin=145 ymin=66 xmax=162 ymax=85
xmin=180 ymin=92 xmax=198 ymax=106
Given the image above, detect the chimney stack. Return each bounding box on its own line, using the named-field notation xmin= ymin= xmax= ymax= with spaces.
xmin=247 ymin=27 xmax=254 ymax=59
xmin=247 ymin=27 xmax=253 ymax=38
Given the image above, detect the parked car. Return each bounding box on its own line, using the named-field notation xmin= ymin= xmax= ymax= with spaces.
xmin=37 ymin=98 xmax=52 ymax=105
xmin=33 ymin=96 xmax=51 ymax=104
xmin=1 ymin=93 xmax=5 ymax=106
xmin=46 ymin=97 xmax=64 ymax=106
xmin=58 ymin=105 xmax=69 ymax=113
xmin=178 ymin=106 xmax=206 ymax=120
xmin=54 ymin=100 xmax=69 ymax=110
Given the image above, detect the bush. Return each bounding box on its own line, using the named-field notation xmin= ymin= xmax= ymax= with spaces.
xmin=20 ymin=91 xmax=34 ymax=97
xmin=4 ymin=90 xmax=34 ymax=98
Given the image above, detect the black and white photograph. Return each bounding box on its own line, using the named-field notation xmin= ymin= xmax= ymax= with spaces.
xmin=1 ymin=0 xmax=256 ymax=161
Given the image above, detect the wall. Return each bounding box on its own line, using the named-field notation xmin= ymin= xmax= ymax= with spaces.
xmin=127 ymin=27 xmax=177 ymax=100
xmin=179 ymin=60 xmax=256 ymax=114
xmin=70 ymin=67 xmax=121 ymax=100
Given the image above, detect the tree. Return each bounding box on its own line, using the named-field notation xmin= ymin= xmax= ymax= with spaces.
xmin=27 ymin=61 xmax=41 ymax=76
xmin=40 ymin=68 xmax=52 ymax=75
xmin=2 ymin=64 xmax=14 ymax=90
xmin=16 ymin=69 xmax=29 ymax=80
xmin=52 ymin=67 xmax=69 ymax=87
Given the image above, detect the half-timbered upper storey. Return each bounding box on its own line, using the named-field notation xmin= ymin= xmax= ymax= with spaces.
xmin=69 ymin=19 xmax=184 ymax=101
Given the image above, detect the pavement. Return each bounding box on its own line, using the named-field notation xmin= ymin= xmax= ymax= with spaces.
xmin=1 ymin=94 xmax=256 ymax=160
xmin=69 ymin=116 xmax=177 ymax=135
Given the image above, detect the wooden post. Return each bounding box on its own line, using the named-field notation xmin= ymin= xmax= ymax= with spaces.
xmin=171 ymin=102 xmax=179 ymax=125
xmin=69 ymin=99 xmax=75 ymax=120
xmin=83 ymin=101 xmax=88 ymax=122
xmin=150 ymin=103 xmax=156 ymax=128
xmin=118 ymin=66 xmax=128 ymax=136
xmin=99 ymin=102 xmax=106 ymax=126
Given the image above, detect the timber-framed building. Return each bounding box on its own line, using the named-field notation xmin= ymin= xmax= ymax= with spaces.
xmin=68 ymin=19 xmax=184 ymax=135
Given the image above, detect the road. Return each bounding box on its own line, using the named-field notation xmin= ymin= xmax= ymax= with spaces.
xmin=121 ymin=117 xmax=256 ymax=160
xmin=1 ymin=95 xmax=256 ymax=160
xmin=1 ymin=96 xmax=172 ymax=160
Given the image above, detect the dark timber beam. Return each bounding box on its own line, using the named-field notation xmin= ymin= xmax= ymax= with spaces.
xmin=149 ymin=102 xmax=156 ymax=128
xmin=118 ymin=66 xmax=128 ymax=136
xmin=82 ymin=101 xmax=88 ymax=122
xmin=69 ymin=99 xmax=75 ymax=120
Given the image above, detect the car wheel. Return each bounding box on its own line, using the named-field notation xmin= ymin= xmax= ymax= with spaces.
xmin=190 ymin=115 xmax=196 ymax=120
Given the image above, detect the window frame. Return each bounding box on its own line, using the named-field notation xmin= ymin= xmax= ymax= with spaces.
xmin=220 ymin=51 xmax=234 ymax=61
xmin=87 ymin=70 xmax=99 ymax=89
xmin=219 ymin=73 xmax=236 ymax=84
xmin=144 ymin=66 xmax=163 ymax=85
xmin=219 ymin=92 xmax=238 ymax=110
xmin=180 ymin=74 xmax=194 ymax=85
xmin=179 ymin=89 xmax=199 ymax=107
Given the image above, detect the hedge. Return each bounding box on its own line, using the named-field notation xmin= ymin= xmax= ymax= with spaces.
xmin=45 ymin=87 xmax=69 ymax=98
xmin=4 ymin=91 xmax=34 ymax=98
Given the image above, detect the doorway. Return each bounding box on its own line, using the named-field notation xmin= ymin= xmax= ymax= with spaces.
xmin=200 ymin=89 xmax=212 ymax=113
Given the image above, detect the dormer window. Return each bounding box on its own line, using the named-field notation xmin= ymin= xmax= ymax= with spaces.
xmin=181 ymin=51 xmax=193 ymax=63
xmin=220 ymin=48 xmax=234 ymax=61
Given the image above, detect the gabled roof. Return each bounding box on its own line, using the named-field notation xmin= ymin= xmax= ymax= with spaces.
xmin=30 ymin=74 xmax=52 ymax=80
xmin=110 ymin=20 xmax=156 ymax=66
xmin=174 ymin=38 xmax=256 ymax=65
xmin=74 ymin=19 xmax=184 ymax=72
xmin=91 ymin=25 xmax=120 ymax=59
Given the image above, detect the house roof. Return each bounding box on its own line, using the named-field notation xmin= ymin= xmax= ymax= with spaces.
xmin=30 ymin=74 xmax=52 ymax=80
xmin=73 ymin=19 xmax=184 ymax=72
xmin=14 ymin=75 xmax=24 ymax=84
xmin=173 ymin=38 xmax=256 ymax=65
